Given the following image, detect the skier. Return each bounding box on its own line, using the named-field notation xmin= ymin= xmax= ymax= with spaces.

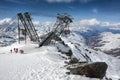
xmin=14 ymin=48 xmax=18 ymax=53
xmin=14 ymin=48 xmax=16 ymax=52
xmin=16 ymin=48 xmax=18 ymax=53
xmin=20 ymin=50 xmax=24 ymax=54
xmin=10 ymin=49 xmax=12 ymax=53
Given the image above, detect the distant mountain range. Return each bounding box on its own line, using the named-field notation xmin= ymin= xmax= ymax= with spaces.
xmin=0 ymin=18 xmax=17 ymax=46
xmin=69 ymin=19 xmax=120 ymax=57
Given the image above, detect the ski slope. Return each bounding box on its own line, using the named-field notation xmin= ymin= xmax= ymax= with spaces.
xmin=0 ymin=42 xmax=101 ymax=80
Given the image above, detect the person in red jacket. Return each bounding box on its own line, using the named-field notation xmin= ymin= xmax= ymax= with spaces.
xmin=14 ymin=48 xmax=16 ymax=52
xmin=20 ymin=50 xmax=24 ymax=54
xmin=14 ymin=48 xmax=18 ymax=53
xmin=16 ymin=48 xmax=18 ymax=53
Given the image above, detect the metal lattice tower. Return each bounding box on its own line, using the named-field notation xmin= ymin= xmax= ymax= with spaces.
xmin=24 ymin=12 xmax=40 ymax=42
xmin=39 ymin=14 xmax=72 ymax=47
xmin=17 ymin=12 xmax=40 ymax=43
xmin=17 ymin=12 xmax=72 ymax=47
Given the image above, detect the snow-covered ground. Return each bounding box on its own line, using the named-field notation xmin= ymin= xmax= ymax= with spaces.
xmin=0 ymin=42 xmax=66 ymax=80
xmin=0 ymin=42 xmax=101 ymax=80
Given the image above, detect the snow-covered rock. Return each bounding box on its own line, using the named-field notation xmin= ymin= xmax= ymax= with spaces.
xmin=67 ymin=62 xmax=108 ymax=79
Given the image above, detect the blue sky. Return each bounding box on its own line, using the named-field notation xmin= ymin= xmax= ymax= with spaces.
xmin=0 ymin=0 xmax=120 ymax=22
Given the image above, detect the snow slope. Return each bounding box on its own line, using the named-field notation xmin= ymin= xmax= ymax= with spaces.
xmin=96 ymin=32 xmax=120 ymax=51
xmin=70 ymin=22 xmax=120 ymax=57
xmin=61 ymin=32 xmax=120 ymax=80
xmin=0 ymin=42 xmax=102 ymax=80
xmin=0 ymin=43 xmax=66 ymax=80
xmin=0 ymin=18 xmax=17 ymax=46
xmin=86 ymin=31 xmax=120 ymax=57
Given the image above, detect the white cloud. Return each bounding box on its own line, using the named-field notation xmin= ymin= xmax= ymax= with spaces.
xmin=79 ymin=18 xmax=100 ymax=26
xmin=110 ymin=23 xmax=120 ymax=27
xmin=101 ymin=22 xmax=120 ymax=27
xmin=0 ymin=18 xmax=12 ymax=25
xmin=101 ymin=22 xmax=110 ymax=26
xmin=78 ymin=18 xmax=120 ymax=30
xmin=33 ymin=21 xmax=40 ymax=25
xmin=46 ymin=0 xmax=74 ymax=3
xmin=44 ymin=21 xmax=53 ymax=26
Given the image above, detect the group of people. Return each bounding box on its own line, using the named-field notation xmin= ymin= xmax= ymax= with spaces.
xmin=10 ymin=48 xmax=24 ymax=54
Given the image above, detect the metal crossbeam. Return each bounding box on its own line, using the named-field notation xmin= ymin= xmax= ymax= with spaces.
xmin=17 ymin=13 xmax=33 ymax=40
xmin=24 ymin=12 xmax=40 ymax=42
xmin=18 ymin=12 xmax=40 ymax=42
xmin=39 ymin=14 xmax=72 ymax=47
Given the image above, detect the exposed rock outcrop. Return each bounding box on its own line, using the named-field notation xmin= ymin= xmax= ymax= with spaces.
xmin=67 ymin=62 xmax=108 ymax=79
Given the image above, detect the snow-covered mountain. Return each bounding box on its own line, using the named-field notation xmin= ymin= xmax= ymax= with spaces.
xmin=88 ymin=32 xmax=120 ymax=57
xmin=0 ymin=18 xmax=17 ymax=34
xmin=79 ymin=26 xmax=120 ymax=57
xmin=0 ymin=18 xmax=120 ymax=80
xmin=0 ymin=18 xmax=17 ymax=46
xmin=69 ymin=19 xmax=120 ymax=57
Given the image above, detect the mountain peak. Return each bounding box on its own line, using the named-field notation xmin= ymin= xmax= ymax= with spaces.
xmin=0 ymin=18 xmax=12 ymax=25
